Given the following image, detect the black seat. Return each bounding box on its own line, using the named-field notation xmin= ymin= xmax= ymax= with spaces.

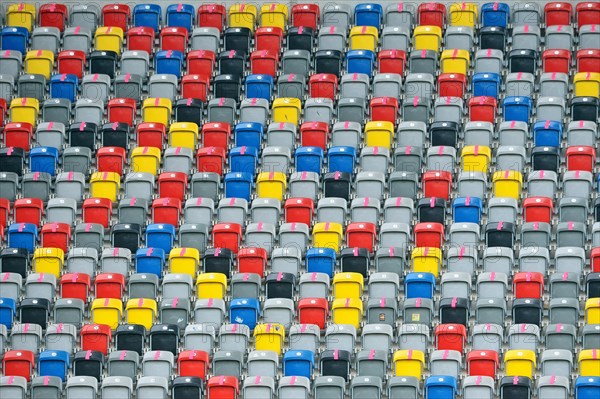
xmin=69 ymin=121 xmax=98 ymax=153
xmin=224 ymin=27 xmax=252 ymax=55
xmin=512 ymin=298 xmax=543 ymax=327
xmin=439 ymin=297 xmax=470 ymax=327
xmin=586 ymin=273 xmax=600 ymax=299
xmin=101 ymin=122 xmax=129 ymax=149
xmin=218 ymin=50 xmax=246 ymax=78
xmin=340 ymin=247 xmax=370 ymax=277
xmin=287 ymin=26 xmax=314 ymax=52
xmin=172 ymin=376 xmax=204 ymax=399
xmin=73 ymin=350 xmax=104 ymax=381
xmin=203 ymin=247 xmax=234 ymax=278
xmin=323 ymin=171 xmax=351 ymax=201
xmin=19 ymin=298 xmax=50 ymax=329
xmin=500 ymin=376 xmax=532 ymax=399
xmin=508 ymin=49 xmax=537 ymax=75
xmin=485 ymin=221 xmax=515 ymax=248
xmin=430 ymin=121 xmax=459 ymax=147
xmin=571 ymin=96 xmax=599 ymax=122
xmin=0 ymin=248 xmax=30 ymax=278
xmin=0 ymin=147 xmax=25 ymax=176
xmin=417 ymin=197 xmax=446 ymax=224
xmin=214 ymin=74 xmax=241 ymax=100
xmin=531 ymin=146 xmax=560 ymax=173
xmin=479 ymin=26 xmax=506 ymax=51
xmin=115 ymin=324 xmax=146 ymax=356
xmin=315 ymin=50 xmax=343 ymax=77
xmin=320 ymin=349 xmax=351 ymax=381
xmin=265 ymin=272 xmax=296 ymax=299
xmin=150 ymin=324 xmax=179 ymax=355
xmin=89 ymin=50 xmax=118 ymax=79
xmin=111 ymin=223 xmax=142 ymax=253
xmin=174 ymin=98 xmax=204 ymax=126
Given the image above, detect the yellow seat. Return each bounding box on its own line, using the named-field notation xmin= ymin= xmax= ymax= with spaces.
xmin=393 ymin=350 xmax=426 ymax=379
xmin=131 ymin=146 xmax=162 ymax=176
xmin=168 ymin=247 xmax=201 ymax=278
xmin=505 ymin=350 xmax=537 ymax=379
xmin=94 ymin=26 xmax=124 ymax=55
xmin=350 ymin=26 xmax=379 ymax=52
xmin=125 ymin=298 xmax=157 ymax=330
xmin=142 ymin=98 xmax=172 ymax=127
xmin=32 ymin=247 xmax=64 ymax=278
xmin=331 ymin=297 xmax=363 ymax=329
xmin=332 ymin=272 xmax=364 ymax=299
xmin=585 ymin=298 xmax=600 ymax=324
xmin=254 ymin=323 xmax=285 ymax=354
xmin=578 ymin=350 xmax=600 ymax=377
xmin=413 ymin=25 xmax=442 ymax=51
xmin=574 ymin=72 xmax=600 ymax=98
xmin=7 ymin=3 xmax=36 ymax=32
xmin=168 ymin=122 xmax=199 ymax=150
xmin=441 ymin=49 xmax=471 ymax=75
xmin=449 ymin=2 xmax=478 ymax=28
xmin=90 ymin=172 xmax=121 ymax=202
xmin=91 ymin=298 xmax=123 ymax=330
xmin=25 ymin=50 xmax=55 ymax=80
xmin=312 ymin=222 xmax=344 ymax=253
xmin=492 ymin=170 xmax=523 ymax=200
xmin=272 ymin=98 xmax=302 ymax=125
xmin=461 ymin=145 xmax=492 ymax=173
xmin=365 ymin=121 xmax=395 ymax=149
xmin=196 ymin=273 xmax=228 ymax=299
xmin=411 ymin=247 xmax=443 ymax=278
xmin=256 ymin=172 xmax=287 ymax=201
xmin=260 ymin=3 xmax=288 ymax=31
xmin=10 ymin=98 xmax=40 ymax=127
xmin=229 ymin=3 xmax=258 ymax=31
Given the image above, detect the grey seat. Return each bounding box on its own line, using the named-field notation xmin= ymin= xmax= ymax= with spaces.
xmin=472 ymin=323 xmax=503 ymax=352
xmin=402 ymin=96 xmax=430 ymax=123
xmin=0 ymin=273 xmax=22 ymax=302
xmin=540 ymin=350 xmax=573 ymax=378
xmin=262 ymin=298 xmax=294 ymax=328
xmin=63 ymin=26 xmax=92 ymax=53
xmin=474 ymin=49 xmax=504 ymax=75
xmin=447 ymin=245 xmax=478 ymax=276
xmin=149 ymin=74 xmax=178 ymax=102
xmin=536 ymin=97 xmax=565 ymax=121
xmin=118 ymin=198 xmax=149 ymax=226
xmin=563 ymin=170 xmax=593 ymax=199
xmin=42 ymin=98 xmax=72 ymax=127
xmin=567 ymin=120 xmax=597 ymax=147
xmin=430 ymin=349 xmax=462 ymax=379
xmin=0 ymin=74 xmax=14 ymax=103
xmin=546 ymin=25 xmax=574 ymax=50
xmin=159 ymin=298 xmax=190 ymax=331
xmin=548 ymin=298 xmax=579 ymax=326
xmin=247 ymin=350 xmax=279 ymax=378
xmin=239 ymin=98 xmax=270 ymax=125
xmin=192 ymin=299 xmax=225 ymax=328
xmin=332 ymin=121 xmax=361 ymax=148
xmin=537 ymin=375 xmax=569 ymax=399
xmin=212 ymin=350 xmax=244 ymax=377
xmin=162 ymin=274 xmax=193 ymax=300
xmin=405 ymin=73 xmax=435 ymax=101
xmin=350 ymin=376 xmax=383 ymax=399
xmin=101 ymin=376 xmax=133 ymax=399
xmin=498 ymin=120 xmax=528 ymax=147
xmin=289 ymin=171 xmax=319 ymax=201
xmin=178 ymin=223 xmax=209 ymax=254
xmin=36 ymin=121 xmax=66 ymax=150
xmin=383 ymin=197 xmax=414 ymax=224
xmin=66 ymin=248 xmax=98 ymax=276
xmin=444 ymin=26 xmax=474 ymax=51
xmin=558 ymin=197 xmax=588 ymax=223
xmin=381 ymin=26 xmax=410 ymax=52
xmin=10 ymin=323 xmax=42 ymax=354
xmin=262 ymin=146 xmax=292 ymax=174
xmin=505 ymin=72 xmax=535 ymax=98
xmin=549 ymin=272 xmax=579 ymax=299
xmin=389 ymin=171 xmax=418 ymax=199
xmin=217 ymin=197 xmax=248 ymax=225
xmin=337 ymin=97 xmax=366 ymax=124
xmin=463 ymin=376 xmax=494 ymax=399
xmin=398 ymin=324 xmax=429 ymax=353
xmin=136 ymin=377 xmax=168 ymax=399
xmin=379 ymin=222 xmax=410 ymax=253
xmin=396 ymin=121 xmax=427 ymax=151
xmin=266 ymin=122 xmax=296 ymax=150
xmin=278 ymin=376 xmax=311 ymax=398
xmin=304 ymin=98 xmax=333 ymax=123
xmin=288 ymin=323 xmax=320 ymax=353
xmin=108 ymin=351 xmax=139 ymax=380
xmin=218 ymin=323 xmax=250 ymax=353
xmin=190 ymin=172 xmax=220 ymax=202
xmin=74 ymin=98 xmax=103 ymax=125
xmin=31 ymin=376 xmax=62 ymax=399
xmin=191 ymin=27 xmax=220 ymax=53
xmin=282 ymin=50 xmax=311 ymax=76
xmin=539 ymin=72 xmax=569 ymax=98
xmin=22 ymin=172 xmax=52 ymax=201
xmin=477 ymin=272 xmax=508 ymax=299
xmin=65 ymin=377 xmax=98 ymax=399
xmin=340 ymin=73 xmax=369 ymax=99
xmin=17 ymin=74 xmax=45 ymax=102
xmin=70 ymin=5 xmax=99 ymax=32
xmin=511 ymin=24 xmax=540 ymax=51
xmin=317 ymin=26 xmax=346 ymax=52
xmin=521 ymin=222 xmax=551 ymax=249
xmin=388 ymin=376 xmax=420 ymax=399
xmin=243 ymin=375 xmax=275 ymax=399
xmin=115 ymin=74 xmax=143 ymax=102
xmin=464 ymin=121 xmax=494 ymax=147
xmin=508 ymin=323 xmax=540 ymax=351
xmin=512 ymin=3 xmax=540 ymax=26
xmin=277 ymin=74 xmax=306 ymax=101
xmin=322 ymin=4 xmax=353 ymax=29
xmin=357 ymin=350 xmax=388 ymax=378
xmin=299 ymin=272 xmax=329 ymax=299
xmin=495 ymin=145 xmax=526 ymax=174
xmin=350 ymin=197 xmax=381 ymax=225
xmin=582 ymin=324 xmax=600 ymax=350
xmin=476 ymin=298 xmax=507 ymax=325
xmin=325 ymin=324 xmax=356 ymax=353
xmin=207 ymin=97 xmax=236 ymax=126
xmin=360 ymin=146 xmax=390 ymax=173
xmin=579 ymin=24 xmax=600 ymax=49
xmin=527 ymin=170 xmax=557 ymax=198
xmin=271 ymin=247 xmax=302 ymax=276
xmin=355 ymin=171 xmax=385 ymax=200
xmin=0 ymin=50 xmax=22 ymax=80
xmin=81 ymin=73 xmax=111 ymax=104
xmin=373 ymin=73 xmax=402 ymax=99
xmin=128 ymin=273 xmax=159 ymax=299
xmin=402 ymin=298 xmax=434 ymax=326
xmin=385 ymin=3 xmax=415 ymax=29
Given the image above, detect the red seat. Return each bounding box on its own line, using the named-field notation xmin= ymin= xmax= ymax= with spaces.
xmin=2 ymin=350 xmax=35 ymax=381
xmin=300 ymin=122 xmax=329 ymax=150
xmin=158 ymin=172 xmax=188 ymax=201
xmin=592 ymin=247 xmax=600 ymax=273
xmin=198 ymin=4 xmax=226 ymax=32
xmin=513 ymin=272 xmax=545 ymax=299
xmin=414 ymin=222 xmax=445 ymax=248
xmin=370 ymin=97 xmax=399 ymax=124
xmin=4 ymin=122 xmax=33 ymax=151
xmin=81 ymin=324 xmax=112 ymax=355
xmin=60 ymin=273 xmax=91 ymax=302
xmin=207 ymin=376 xmax=239 ymax=399
xmin=0 ymin=99 xmax=6 ymax=129
xmin=39 ymin=4 xmax=68 ymax=31
xmin=187 ymin=50 xmax=216 ymax=78
xmin=566 ymin=146 xmax=596 ymax=172
xmin=346 ymin=222 xmax=377 ymax=253
xmin=542 ymin=49 xmax=571 ymax=74
xmin=40 ymin=223 xmax=71 ymax=252
xmin=577 ymin=49 xmax=600 ymax=73
xmin=57 ymin=50 xmax=86 ymax=79
xmin=468 ymin=96 xmax=497 ymax=123
xmin=423 ymin=171 xmax=453 ymax=201
xmin=137 ymin=123 xmax=166 ymax=149
xmin=378 ymin=49 xmax=406 ymax=75
xmin=0 ymin=198 xmax=10 ymax=230
xmin=178 ymin=350 xmax=210 ymax=379
xmin=14 ymin=198 xmax=44 ymax=227
xmin=181 ymin=75 xmax=210 ymax=102
xmin=83 ymin=198 xmax=113 ymax=228
xmin=152 ymin=198 xmax=182 ymax=227
xmin=435 ymin=324 xmax=467 ymax=352
xmin=523 ymin=197 xmax=554 ymax=224
xmin=160 ymin=27 xmax=189 ymax=53
xmin=284 ymin=198 xmax=314 ymax=225
xmin=577 ymin=2 xmax=600 ymax=29
xmin=467 ymin=350 xmax=499 ymax=379
xmin=237 ymin=248 xmax=268 ymax=277
xmin=126 ymin=27 xmax=155 ymax=54
xmin=108 ymin=98 xmax=137 ymax=127
xmin=196 ymin=147 xmax=226 ymax=176
xmin=212 ymin=223 xmax=243 ymax=254
xmin=309 ymin=73 xmax=338 ymax=101
xmin=202 ymin=122 xmax=231 ymax=151
xmin=418 ymin=2 xmax=446 ymax=28
xmin=251 ymin=50 xmax=279 ymax=77
xmin=298 ymin=299 xmax=329 ymax=329
xmin=97 ymin=147 xmax=126 ymax=175
xmin=544 ymin=2 xmax=573 ymax=26
xmin=292 ymin=4 xmax=320 ymax=30
xmin=438 ymin=73 xmax=467 ymax=98
xmin=255 ymin=27 xmax=284 ymax=54
xmin=94 ymin=273 xmax=126 ymax=299
xmin=102 ymin=4 xmax=130 ymax=32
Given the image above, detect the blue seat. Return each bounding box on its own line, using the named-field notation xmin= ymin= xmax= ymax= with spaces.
xmin=404 ymin=272 xmax=436 ymax=299
xmin=1 ymin=27 xmax=29 ymax=54
xmin=234 ymin=122 xmax=264 ymax=150
xmin=295 ymin=147 xmax=324 ymax=174
xmin=29 ymin=147 xmax=59 ymax=176
xmin=576 ymin=376 xmax=600 ymax=399
xmin=425 ymin=376 xmax=457 ymax=399
xmin=135 ymin=247 xmax=166 ymax=278
xmin=133 ymin=4 xmax=162 ymax=32
xmin=155 ymin=50 xmax=184 ymax=79
xmin=452 ymin=197 xmax=483 ymax=224
xmin=49 ymin=74 xmax=78 ymax=102
xmin=224 ymin=172 xmax=253 ymax=202
xmin=166 ymin=4 xmax=195 ymax=32
xmin=481 ymin=2 xmax=510 ymax=28
xmin=472 ymin=73 xmax=501 ymax=99
xmin=244 ymin=74 xmax=273 ymax=101
xmin=0 ymin=298 xmax=16 ymax=330
xmin=346 ymin=50 xmax=375 ymax=77
xmin=283 ymin=350 xmax=315 ymax=379
xmin=7 ymin=223 xmax=38 ymax=252
xmin=39 ymin=350 xmax=70 ymax=381
xmin=355 ymin=4 xmax=383 ymax=28
xmin=306 ymin=248 xmax=336 ymax=278
xmin=229 ymin=298 xmax=260 ymax=331
xmin=328 ymin=146 xmax=356 ymax=174
xmin=145 ymin=224 xmax=176 ymax=255
xmin=229 ymin=146 xmax=259 ymax=174
xmin=533 ymin=120 xmax=562 ymax=148
xmin=502 ymin=96 xmax=532 ymax=123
